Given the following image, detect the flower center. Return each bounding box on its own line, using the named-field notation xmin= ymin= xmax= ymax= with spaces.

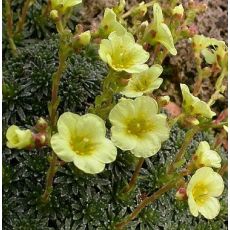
xmin=70 ymin=136 xmax=94 ymax=156
xmin=127 ymin=118 xmax=153 ymax=136
xmin=192 ymin=183 xmax=209 ymax=206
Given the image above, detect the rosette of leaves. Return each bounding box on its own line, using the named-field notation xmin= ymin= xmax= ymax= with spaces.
xmin=2 ymin=0 xmax=83 ymax=56
xmin=3 ymin=125 xmax=227 ymax=229
xmin=3 ymin=36 xmax=107 ymax=128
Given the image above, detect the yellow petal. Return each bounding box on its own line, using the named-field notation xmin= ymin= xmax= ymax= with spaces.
xmin=131 ymin=133 xmax=161 ymax=157
xmin=78 ymin=113 xmax=106 ymax=139
xmin=111 ymin=126 xmax=137 ymax=150
xmin=134 ymin=96 xmax=159 ymax=116
xmin=198 ymin=197 xmax=220 ymax=219
xmin=109 ymin=98 xmax=135 ymax=127
xmin=73 ymin=155 xmax=105 ymax=174
xmin=51 ymin=133 xmax=76 ymax=162
xmin=57 ymin=112 xmax=80 ymax=140
xmin=92 ymin=139 xmax=117 ymax=163
xmin=155 ymin=23 xmax=177 ymax=55
xmin=99 ymin=39 xmax=112 ymax=63
xmin=188 ymin=195 xmax=199 ymax=217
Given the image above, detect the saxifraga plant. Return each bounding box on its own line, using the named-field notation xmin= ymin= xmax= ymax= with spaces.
xmin=3 ymin=0 xmax=228 ymax=229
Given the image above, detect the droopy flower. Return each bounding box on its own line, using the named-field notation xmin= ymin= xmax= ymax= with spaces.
xmin=193 ymin=141 xmax=221 ymax=169
xmin=192 ymin=35 xmax=221 ymax=54
xmin=51 ymin=0 xmax=82 ymax=14
xmin=172 ymin=4 xmax=184 ymax=16
xmin=6 ymin=125 xmax=33 ymax=149
xmin=201 ymin=41 xmax=228 ymax=71
xmin=121 ymin=65 xmax=163 ymax=98
xmin=187 ymin=167 xmax=224 ymax=219
xmin=99 ymin=8 xmax=126 ymax=37
xmin=51 ymin=112 xmax=117 ymax=174
xmin=109 ymin=96 xmax=169 ymax=157
xmin=180 ymin=84 xmax=216 ymax=119
xmin=99 ymin=31 xmax=149 ymax=73
xmin=144 ymin=3 xmax=177 ymax=55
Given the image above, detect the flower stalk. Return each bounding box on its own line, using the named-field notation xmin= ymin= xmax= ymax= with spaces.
xmin=115 ymin=180 xmax=178 ymax=229
xmin=167 ymin=126 xmax=200 ymax=174
xmin=15 ymin=0 xmax=35 ymax=35
xmin=5 ymin=0 xmax=17 ymax=56
xmin=122 ymin=157 xmax=144 ymax=194
xmin=41 ymin=19 xmax=69 ymax=203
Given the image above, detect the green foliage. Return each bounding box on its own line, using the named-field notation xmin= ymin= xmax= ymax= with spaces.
xmin=2 ymin=0 xmax=82 ymax=56
xmin=3 ymin=36 xmax=107 ymax=128
xmin=3 ymin=124 xmax=227 ymax=229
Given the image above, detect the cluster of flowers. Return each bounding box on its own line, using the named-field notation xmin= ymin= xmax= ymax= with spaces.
xmin=6 ymin=0 xmax=226 ymax=221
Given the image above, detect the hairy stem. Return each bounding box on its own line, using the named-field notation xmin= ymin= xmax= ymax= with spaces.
xmin=122 ymin=158 xmax=144 ymax=194
xmin=115 ymin=181 xmax=176 ymax=229
xmin=167 ymin=126 xmax=200 ymax=174
xmin=41 ymin=24 xmax=68 ymax=202
xmin=15 ymin=0 xmax=34 ymax=35
xmin=122 ymin=1 xmax=155 ymax=19
xmin=41 ymin=151 xmax=58 ymax=203
xmin=5 ymin=0 xmax=17 ymax=56
xmin=218 ymin=163 xmax=228 ymax=177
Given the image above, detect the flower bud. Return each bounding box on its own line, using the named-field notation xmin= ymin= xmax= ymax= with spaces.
xmin=172 ymin=4 xmax=184 ymax=18
xmin=33 ymin=133 xmax=47 ymax=148
xmin=78 ymin=31 xmax=91 ymax=46
xmin=158 ymin=96 xmax=170 ymax=107
xmin=73 ymin=31 xmax=91 ymax=49
xmin=175 ymin=187 xmax=187 ymax=201
xmin=193 ymin=141 xmax=221 ymax=168
xmin=50 ymin=9 xmax=59 ymax=20
xmin=6 ymin=125 xmax=33 ymax=149
xmin=35 ymin=117 xmax=48 ymax=132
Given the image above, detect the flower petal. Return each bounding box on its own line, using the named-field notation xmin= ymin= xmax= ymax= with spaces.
xmin=188 ymin=195 xmax=199 ymax=217
xmin=99 ymin=39 xmax=112 ymax=63
xmin=111 ymin=126 xmax=137 ymax=150
xmin=92 ymin=139 xmax=117 ymax=163
xmin=205 ymin=172 xmax=224 ymax=197
xmin=51 ymin=133 xmax=76 ymax=162
xmin=109 ymin=98 xmax=135 ymax=127
xmin=198 ymin=197 xmax=220 ymax=219
xmin=150 ymin=114 xmax=170 ymax=141
xmin=73 ymin=155 xmax=105 ymax=174
xmin=79 ymin=113 xmax=106 ymax=138
xmin=156 ymin=23 xmax=177 ymax=55
xmin=131 ymin=134 xmax=161 ymax=158
xmin=57 ymin=112 xmax=80 ymax=140
xmin=134 ymin=96 xmax=159 ymax=116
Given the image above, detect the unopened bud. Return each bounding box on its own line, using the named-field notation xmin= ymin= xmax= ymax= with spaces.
xmin=50 ymin=10 xmax=59 ymax=20
xmin=33 ymin=133 xmax=47 ymax=148
xmin=158 ymin=96 xmax=170 ymax=107
xmin=172 ymin=4 xmax=184 ymax=18
xmin=36 ymin=117 xmax=48 ymax=132
xmin=185 ymin=116 xmax=200 ymax=126
xmin=79 ymin=31 xmax=91 ymax=46
xmin=175 ymin=187 xmax=187 ymax=201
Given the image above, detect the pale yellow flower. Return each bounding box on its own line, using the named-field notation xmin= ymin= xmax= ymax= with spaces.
xmin=51 ymin=0 xmax=82 ymax=14
xmin=144 ymin=3 xmax=177 ymax=55
xmin=187 ymin=167 xmax=224 ymax=219
xmin=6 ymin=125 xmax=33 ymax=149
xmin=109 ymin=96 xmax=169 ymax=158
xmin=172 ymin=4 xmax=184 ymax=16
xmin=99 ymin=31 xmax=149 ymax=73
xmin=193 ymin=141 xmax=221 ymax=168
xmin=121 ymin=65 xmax=163 ymax=98
xmin=51 ymin=112 xmax=117 ymax=174
xmin=180 ymin=84 xmax=216 ymax=118
xmin=99 ymin=8 xmax=126 ymax=37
